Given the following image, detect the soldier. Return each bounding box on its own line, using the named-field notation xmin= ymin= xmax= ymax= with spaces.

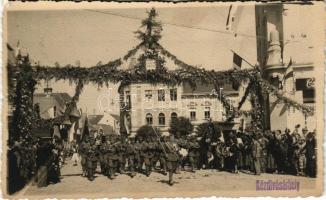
xmin=117 ymin=137 xmax=127 ymax=174
xmin=157 ymin=137 xmax=167 ymax=175
xmin=107 ymin=137 xmax=119 ymax=179
xmin=187 ymin=136 xmax=200 ymax=172
xmin=98 ymin=135 xmax=109 ymax=175
xmin=140 ymin=137 xmax=152 ymax=176
xmin=86 ymin=138 xmax=98 ymax=181
xmin=163 ymin=136 xmax=180 ymax=186
xmin=79 ymin=137 xmax=90 ymax=177
xmin=126 ymin=137 xmax=137 ymax=177
xmin=134 ymin=137 xmax=142 ymax=172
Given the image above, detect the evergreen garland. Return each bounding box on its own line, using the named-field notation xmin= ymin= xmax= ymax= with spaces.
xmin=9 ymin=8 xmax=314 ymax=137
xmin=11 ymin=55 xmax=37 ymax=140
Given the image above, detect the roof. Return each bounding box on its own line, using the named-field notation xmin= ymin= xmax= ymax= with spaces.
xmin=110 ymin=113 xmax=120 ymax=121
xmin=182 ymin=81 xmax=239 ymax=95
xmin=33 ymin=93 xmax=71 ymax=118
xmin=88 ymin=115 xmax=104 ymax=125
xmin=89 ymin=124 xmax=116 ymax=135
xmin=182 ymin=82 xmax=215 ymax=95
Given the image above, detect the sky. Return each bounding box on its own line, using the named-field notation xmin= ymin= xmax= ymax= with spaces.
xmin=7 ymin=5 xmax=258 ymax=114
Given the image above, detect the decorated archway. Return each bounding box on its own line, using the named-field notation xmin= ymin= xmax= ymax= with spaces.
xmin=8 ymin=8 xmax=314 ymax=140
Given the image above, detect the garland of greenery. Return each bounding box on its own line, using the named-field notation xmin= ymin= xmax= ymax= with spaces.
xmin=11 ymin=55 xmax=37 ymax=140
xmin=258 ymin=77 xmax=314 ymax=116
xmin=10 ymin=8 xmax=314 ymax=136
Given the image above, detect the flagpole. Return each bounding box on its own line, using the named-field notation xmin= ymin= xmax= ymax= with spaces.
xmin=151 ymin=126 xmax=167 ymax=156
xmin=230 ymin=49 xmax=257 ymax=69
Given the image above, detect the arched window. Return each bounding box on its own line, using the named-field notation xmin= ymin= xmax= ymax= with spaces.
xmin=146 ymin=113 xmax=153 ymax=125
xmin=158 ymin=113 xmax=165 ymax=125
xmin=171 ymin=112 xmax=178 ymax=123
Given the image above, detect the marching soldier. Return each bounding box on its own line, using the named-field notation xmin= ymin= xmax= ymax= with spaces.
xmin=79 ymin=137 xmax=91 ymax=177
xmin=107 ymin=137 xmax=119 ymax=179
xmin=187 ymin=136 xmax=200 ymax=172
xmin=86 ymin=138 xmax=98 ymax=181
xmin=134 ymin=137 xmax=142 ymax=172
xmin=140 ymin=138 xmax=152 ymax=176
xmin=162 ymin=136 xmax=180 ymax=186
xmin=126 ymin=137 xmax=137 ymax=177
xmin=98 ymin=135 xmax=109 ymax=175
xmin=157 ymin=137 xmax=167 ymax=175
xmin=117 ymin=137 xmax=127 ymax=174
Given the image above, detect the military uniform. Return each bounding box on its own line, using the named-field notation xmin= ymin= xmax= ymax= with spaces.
xmin=117 ymin=140 xmax=127 ymax=173
xmin=126 ymin=140 xmax=137 ymax=177
xmin=86 ymin=141 xmax=98 ymax=181
xmin=134 ymin=141 xmax=142 ymax=172
xmin=107 ymin=141 xmax=119 ymax=179
xmin=98 ymin=139 xmax=109 ymax=175
xmin=187 ymin=139 xmax=199 ymax=172
xmin=140 ymin=140 xmax=151 ymax=176
xmin=79 ymin=140 xmax=90 ymax=177
xmin=163 ymin=137 xmax=180 ymax=186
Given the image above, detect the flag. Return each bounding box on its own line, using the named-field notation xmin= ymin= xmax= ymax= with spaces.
xmin=7 ymin=43 xmax=16 ymax=65
xmin=226 ymin=5 xmax=244 ymax=36
xmin=15 ymin=40 xmax=21 ymax=57
xmin=232 ymin=51 xmax=242 ymax=70
xmin=282 ymin=57 xmax=293 ymax=81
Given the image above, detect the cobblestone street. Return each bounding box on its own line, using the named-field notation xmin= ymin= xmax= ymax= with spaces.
xmin=15 ymin=159 xmax=317 ymax=198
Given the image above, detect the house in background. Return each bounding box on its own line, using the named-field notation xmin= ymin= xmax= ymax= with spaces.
xmin=88 ymin=112 xmax=120 ymax=136
xmin=33 ymin=88 xmax=72 ymax=119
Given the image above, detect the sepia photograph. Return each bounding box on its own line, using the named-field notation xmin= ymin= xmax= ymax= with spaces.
xmin=2 ymin=1 xmax=324 ymax=198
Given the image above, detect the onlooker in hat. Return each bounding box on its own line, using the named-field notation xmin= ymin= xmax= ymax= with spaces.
xmin=302 ymin=127 xmax=308 ymax=138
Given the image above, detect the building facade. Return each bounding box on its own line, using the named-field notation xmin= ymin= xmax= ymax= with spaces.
xmin=120 ymin=77 xmax=250 ymax=136
xmin=255 ymin=4 xmax=316 ymax=131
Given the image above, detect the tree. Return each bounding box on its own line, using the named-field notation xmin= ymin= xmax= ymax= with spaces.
xmin=135 ymin=8 xmax=162 ymax=50
xmin=196 ymin=121 xmax=222 ymax=142
xmin=136 ymin=125 xmax=161 ymax=140
xmin=134 ymin=8 xmax=166 ymax=73
xmin=169 ymin=117 xmax=193 ymax=138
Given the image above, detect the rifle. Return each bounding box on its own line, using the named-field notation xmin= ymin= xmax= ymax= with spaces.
xmin=151 ymin=126 xmax=167 ymax=156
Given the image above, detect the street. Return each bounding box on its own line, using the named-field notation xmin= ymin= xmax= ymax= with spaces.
xmin=16 ymin=159 xmax=317 ymax=198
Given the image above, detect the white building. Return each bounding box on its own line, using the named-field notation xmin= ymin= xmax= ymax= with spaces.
xmin=120 ymin=4 xmax=317 ymax=136
xmin=120 ymin=67 xmax=251 ymax=136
